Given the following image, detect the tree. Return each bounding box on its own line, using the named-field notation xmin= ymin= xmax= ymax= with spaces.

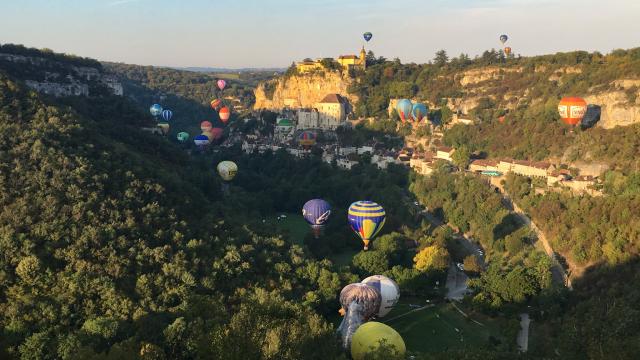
xmin=434 ymin=50 xmax=449 ymax=66
xmin=451 ymin=146 xmax=471 ymax=169
xmin=413 ymin=245 xmax=450 ymax=272
xmin=353 ymin=250 xmax=390 ymax=274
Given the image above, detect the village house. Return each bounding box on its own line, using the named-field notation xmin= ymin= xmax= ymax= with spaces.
xmin=337 ymin=158 xmax=359 ymax=170
xmin=410 ymin=152 xmax=436 ymax=176
xmin=469 ymin=159 xmax=499 ymax=173
xmin=371 ymin=152 xmax=398 ymax=170
xmin=435 ymin=146 xmax=455 ymax=162
xmin=297 ymin=94 xmax=348 ymax=130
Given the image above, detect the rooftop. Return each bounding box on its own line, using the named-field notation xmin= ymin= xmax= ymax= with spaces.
xmin=318 ymin=93 xmax=345 ymax=104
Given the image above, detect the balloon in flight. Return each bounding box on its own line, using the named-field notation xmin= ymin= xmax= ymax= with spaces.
xmin=363 ymin=32 xmax=373 ymax=42
xmin=351 ymin=322 xmax=406 ymax=360
xmin=298 ymin=131 xmax=316 ymax=147
xmin=201 ymin=121 xmax=213 ymax=132
xmin=499 ymin=34 xmax=508 ymax=44
xmin=504 ymin=47 xmax=512 ymax=56
xmin=210 ymin=98 xmax=222 ymax=110
xmin=157 ymin=122 xmax=170 ymax=135
xmin=150 ymin=104 xmax=163 ymax=117
xmin=348 ymin=201 xmax=386 ymax=250
xmin=217 ymin=79 xmax=226 ymax=91
xmin=177 ymin=132 xmax=189 ymax=142
xmin=361 ymin=275 xmax=400 ymax=318
xmin=209 ymin=127 xmax=224 ymax=142
xmin=219 ymin=107 xmax=231 ymax=123
xmin=558 ymin=97 xmax=587 ymax=126
xmin=217 ymin=161 xmax=238 ymax=182
xmin=395 ymin=99 xmax=413 ymax=123
xmin=161 ymin=109 xmax=173 ymax=122
xmin=302 ymin=199 xmax=332 ymax=238
xmin=194 ymin=134 xmax=210 ymax=146
xmin=411 ymin=103 xmax=428 ymax=123
xmin=339 ymin=283 xmax=381 ymax=320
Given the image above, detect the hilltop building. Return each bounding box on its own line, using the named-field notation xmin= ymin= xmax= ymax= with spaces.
xmin=296 ymin=47 xmax=367 ymax=74
xmin=297 ymin=94 xmax=348 ymax=130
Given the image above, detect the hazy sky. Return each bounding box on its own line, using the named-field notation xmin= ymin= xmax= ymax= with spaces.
xmin=0 ymin=0 xmax=638 ymax=68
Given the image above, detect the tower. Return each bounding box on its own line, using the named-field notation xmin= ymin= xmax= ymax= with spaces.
xmin=360 ymin=46 xmax=367 ymax=69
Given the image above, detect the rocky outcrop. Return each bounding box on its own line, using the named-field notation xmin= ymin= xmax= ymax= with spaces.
xmin=585 ymin=86 xmax=640 ymax=129
xmin=456 ymin=67 xmax=523 ymax=86
xmin=254 ymin=71 xmax=356 ymax=110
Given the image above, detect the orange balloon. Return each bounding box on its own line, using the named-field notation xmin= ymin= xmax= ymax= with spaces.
xmin=504 ymin=47 xmax=512 ymax=55
xmin=200 ymin=121 xmax=213 ymax=132
xmin=210 ymin=99 xmax=221 ymax=110
xmin=219 ymin=107 xmax=230 ymax=123
xmin=558 ymin=97 xmax=587 ymax=126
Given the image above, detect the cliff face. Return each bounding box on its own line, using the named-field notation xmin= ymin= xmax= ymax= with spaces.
xmin=254 ymin=71 xmax=357 ymax=110
xmin=585 ymin=81 xmax=640 ymax=129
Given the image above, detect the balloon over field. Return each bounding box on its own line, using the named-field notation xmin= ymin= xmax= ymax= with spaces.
xmin=219 ymin=107 xmax=231 ymax=123
xmin=558 ymin=97 xmax=587 ymax=125
xmin=177 ymin=132 xmax=189 ymax=142
xmin=361 ymin=275 xmax=400 ymax=318
xmin=395 ymin=99 xmax=413 ymax=123
xmin=193 ymin=134 xmax=210 ymax=146
xmin=504 ymin=47 xmax=512 ymax=56
xmin=150 ymin=104 xmax=163 ymax=117
xmin=337 ymin=283 xmax=382 ymax=349
xmin=217 ymin=161 xmax=238 ymax=182
xmin=363 ymin=32 xmax=372 ymax=42
xmin=351 ymin=322 xmax=406 ymax=360
xmin=201 ymin=121 xmax=213 ymax=132
xmin=161 ymin=109 xmax=173 ymax=122
xmin=411 ymin=103 xmax=428 ymax=123
xmin=348 ymin=201 xmax=386 ymax=250
xmin=217 ymin=79 xmax=226 ymax=91
xmin=499 ymin=34 xmax=508 ymax=44
xmin=302 ymin=199 xmax=332 ymax=238
xmin=210 ymin=98 xmax=222 ymax=110
xmin=298 ymin=131 xmax=316 ymax=147
xmin=157 ymin=122 xmax=170 ymax=135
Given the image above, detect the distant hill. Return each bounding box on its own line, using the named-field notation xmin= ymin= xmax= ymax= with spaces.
xmin=177 ymin=66 xmax=285 ymax=74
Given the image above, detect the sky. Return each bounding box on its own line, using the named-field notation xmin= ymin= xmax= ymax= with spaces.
xmin=0 ymin=0 xmax=638 ymax=68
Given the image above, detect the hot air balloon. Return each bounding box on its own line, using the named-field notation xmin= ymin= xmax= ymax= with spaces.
xmin=157 ymin=122 xmax=170 ymax=135
xmin=298 ymin=131 xmax=316 ymax=148
xmin=194 ymin=134 xmax=210 ymax=147
xmin=395 ymin=99 xmax=413 ymax=123
xmin=363 ymin=32 xmax=372 ymax=42
xmin=351 ymin=322 xmax=406 ymax=360
xmin=219 ymin=107 xmax=231 ymax=124
xmin=150 ymin=104 xmax=163 ymax=117
xmin=210 ymin=127 xmax=224 ymax=142
xmin=217 ymin=161 xmax=238 ymax=182
xmin=161 ymin=109 xmax=173 ymax=122
xmin=177 ymin=132 xmax=189 ymax=142
xmin=504 ymin=47 xmax=512 ymax=56
xmin=201 ymin=121 xmax=213 ymax=132
xmin=337 ymin=283 xmax=382 ymax=349
xmin=499 ymin=34 xmax=508 ymax=44
xmin=361 ymin=275 xmax=400 ymax=318
xmin=217 ymin=79 xmax=226 ymax=91
xmin=210 ymin=98 xmax=222 ymax=110
xmin=348 ymin=201 xmax=386 ymax=250
xmin=411 ymin=103 xmax=428 ymax=123
xmin=558 ymin=97 xmax=587 ymax=126
xmin=302 ymin=199 xmax=332 ymax=238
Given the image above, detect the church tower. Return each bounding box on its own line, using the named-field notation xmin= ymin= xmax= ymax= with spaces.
xmin=360 ymin=46 xmax=367 ymax=69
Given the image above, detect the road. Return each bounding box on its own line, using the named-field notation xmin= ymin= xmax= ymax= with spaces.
xmin=517 ymin=313 xmax=530 ymax=352
xmin=445 ymin=263 xmax=469 ymax=301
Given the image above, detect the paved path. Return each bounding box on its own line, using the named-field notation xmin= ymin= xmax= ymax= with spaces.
xmin=445 ymin=263 xmax=469 ymax=301
xmin=517 ymin=313 xmax=530 ymax=352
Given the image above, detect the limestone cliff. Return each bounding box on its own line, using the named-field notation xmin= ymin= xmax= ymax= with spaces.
xmin=254 ymin=71 xmax=357 ymax=110
xmin=585 ymin=81 xmax=640 ymax=129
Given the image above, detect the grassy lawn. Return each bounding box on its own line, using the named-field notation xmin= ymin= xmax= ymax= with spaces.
xmin=268 ymin=212 xmax=309 ymax=245
xmin=383 ymin=300 xmax=506 ymax=353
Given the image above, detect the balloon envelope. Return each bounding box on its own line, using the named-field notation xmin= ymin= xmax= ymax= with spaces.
xmin=150 ymin=104 xmax=163 ymax=117
xmin=339 ymin=283 xmax=381 ymax=320
xmin=361 ymin=275 xmax=400 ymax=318
xmin=201 ymin=121 xmax=213 ymax=132
xmin=302 ymin=199 xmax=331 ymax=226
xmin=558 ymin=97 xmax=587 ymax=126
xmin=217 ymin=161 xmax=238 ymax=181
xmin=157 ymin=122 xmax=170 ymax=135
xmin=298 ymin=131 xmax=316 ymax=147
xmin=351 ymin=322 xmax=406 ymax=360
xmin=348 ymin=201 xmax=386 ymax=250
xmin=499 ymin=34 xmax=508 ymax=44
xmin=161 ymin=109 xmax=173 ymax=122
xmin=210 ymin=98 xmax=222 ymax=110
xmin=177 ymin=132 xmax=189 ymax=142
xmin=363 ymin=32 xmax=372 ymax=42
xmin=194 ymin=134 xmax=210 ymax=146
xmin=395 ymin=99 xmax=413 ymax=123
xmin=219 ymin=107 xmax=231 ymax=123
xmin=411 ymin=103 xmax=428 ymax=123
xmin=217 ymin=79 xmax=226 ymax=91
xmin=504 ymin=47 xmax=512 ymax=56
xmin=210 ymin=127 xmax=224 ymax=141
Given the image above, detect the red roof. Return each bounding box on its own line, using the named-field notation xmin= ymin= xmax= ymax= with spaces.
xmin=318 ymin=94 xmax=345 ymax=104
xmin=436 ymin=146 xmax=453 ymax=153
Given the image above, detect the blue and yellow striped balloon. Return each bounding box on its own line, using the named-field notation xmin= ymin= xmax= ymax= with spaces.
xmin=348 ymin=201 xmax=386 ymax=250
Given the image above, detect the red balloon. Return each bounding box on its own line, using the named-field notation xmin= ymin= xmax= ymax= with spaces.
xmin=219 ymin=107 xmax=231 ymax=123
xmin=210 ymin=127 xmax=223 ymax=141
xmin=558 ymin=97 xmax=587 ymax=126
xmin=200 ymin=121 xmax=213 ymax=131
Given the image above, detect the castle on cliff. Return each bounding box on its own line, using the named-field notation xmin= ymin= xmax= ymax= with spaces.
xmin=296 ymin=47 xmax=366 ymax=73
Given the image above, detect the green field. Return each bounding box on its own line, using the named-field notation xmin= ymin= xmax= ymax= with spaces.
xmin=383 ymin=300 xmax=505 ymax=353
xmin=268 ymin=212 xmax=309 ymax=245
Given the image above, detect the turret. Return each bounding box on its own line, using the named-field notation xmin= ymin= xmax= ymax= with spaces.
xmin=360 ymin=46 xmax=367 ymax=69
